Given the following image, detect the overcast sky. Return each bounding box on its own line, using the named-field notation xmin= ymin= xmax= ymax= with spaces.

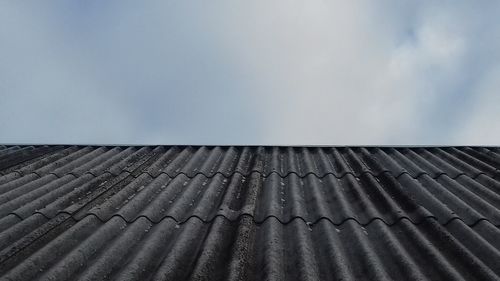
xmin=1 ymin=1 xmax=499 ymax=145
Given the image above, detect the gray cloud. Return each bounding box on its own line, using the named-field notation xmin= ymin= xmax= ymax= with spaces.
xmin=0 ymin=1 xmax=499 ymax=145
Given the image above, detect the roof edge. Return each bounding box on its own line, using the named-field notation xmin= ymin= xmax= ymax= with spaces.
xmin=1 ymin=142 xmax=500 ymax=148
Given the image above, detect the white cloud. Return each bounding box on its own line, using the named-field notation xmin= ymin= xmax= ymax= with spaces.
xmin=454 ymin=66 xmax=500 ymax=145
xmin=0 ymin=1 xmax=499 ymax=145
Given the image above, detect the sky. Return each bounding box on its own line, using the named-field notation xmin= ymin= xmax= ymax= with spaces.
xmin=0 ymin=1 xmax=499 ymax=145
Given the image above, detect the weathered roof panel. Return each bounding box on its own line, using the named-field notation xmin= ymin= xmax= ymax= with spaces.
xmin=0 ymin=145 xmax=499 ymax=280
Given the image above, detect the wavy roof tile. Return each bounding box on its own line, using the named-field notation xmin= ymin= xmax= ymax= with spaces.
xmin=0 ymin=145 xmax=499 ymax=280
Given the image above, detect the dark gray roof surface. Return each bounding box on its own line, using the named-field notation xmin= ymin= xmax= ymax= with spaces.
xmin=0 ymin=145 xmax=499 ymax=280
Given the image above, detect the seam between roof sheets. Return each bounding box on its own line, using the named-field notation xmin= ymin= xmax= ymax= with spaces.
xmin=6 ymin=169 xmax=495 ymax=182
xmin=79 ymin=170 xmax=492 ymax=180
xmin=1 ymin=170 xmax=497 ymax=229
xmin=3 ymin=146 xmax=499 ymax=180
xmin=27 ymin=211 xmax=498 ymax=228
xmin=130 ymin=169 xmax=496 ymax=180
xmin=0 ymin=213 xmax=493 ymax=269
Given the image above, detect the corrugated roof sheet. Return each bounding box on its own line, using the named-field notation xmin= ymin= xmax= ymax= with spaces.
xmin=0 ymin=145 xmax=499 ymax=280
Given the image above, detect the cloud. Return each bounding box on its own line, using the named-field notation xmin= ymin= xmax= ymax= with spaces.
xmin=455 ymin=65 xmax=500 ymax=145
xmin=0 ymin=1 xmax=499 ymax=145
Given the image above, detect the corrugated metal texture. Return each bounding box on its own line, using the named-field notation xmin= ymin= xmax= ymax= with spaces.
xmin=1 ymin=145 xmax=500 ymax=226
xmin=0 ymin=145 xmax=500 ymax=280
xmin=0 ymin=215 xmax=499 ymax=281
xmin=0 ymin=146 xmax=61 ymax=172
xmin=2 ymin=146 xmax=500 ymax=179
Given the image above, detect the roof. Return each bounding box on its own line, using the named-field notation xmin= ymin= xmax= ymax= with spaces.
xmin=0 ymin=145 xmax=499 ymax=280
